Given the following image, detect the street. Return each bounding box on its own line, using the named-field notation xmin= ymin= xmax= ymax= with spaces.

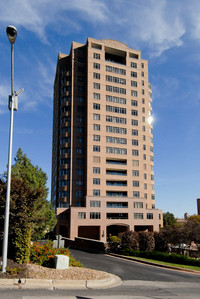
xmin=0 ymin=249 xmax=199 ymax=298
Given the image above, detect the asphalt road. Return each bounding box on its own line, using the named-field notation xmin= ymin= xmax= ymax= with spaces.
xmin=70 ymin=249 xmax=200 ymax=282
xmin=0 ymin=249 xmax=200 ymax=298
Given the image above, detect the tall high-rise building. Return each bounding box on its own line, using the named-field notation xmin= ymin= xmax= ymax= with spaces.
xmin=51 ymin=38 xmax=163 ymax=241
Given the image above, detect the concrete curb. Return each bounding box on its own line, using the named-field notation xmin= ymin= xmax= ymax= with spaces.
xmin=107 ymin=253 xmax=200 ymax=274
xmin=0 ymin=273 xmax=122 ymax=290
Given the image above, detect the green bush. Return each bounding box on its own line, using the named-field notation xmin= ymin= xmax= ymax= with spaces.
xmin=120 ymin=248 xmax=200 ymax=267
xmin=109 ymin=235 xmax=121 ymax=243
xmin=120 ymin=231 xmax=139 ymax=250
xmin=138 ymin=231 xmax=155 ymax=251
xmin=154 ymin=231 xmax=168 ymax=252
xmin=30 ymin=241 xmax=82 ymax=268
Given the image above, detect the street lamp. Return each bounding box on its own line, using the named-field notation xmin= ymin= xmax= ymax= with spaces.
xmin=1 ymin=26 xmax=23 ymax=273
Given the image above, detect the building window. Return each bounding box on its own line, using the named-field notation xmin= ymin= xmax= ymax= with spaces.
xmin=134 ymin=213 xmax=143 ymax=219
xmin=93 ymin=156 xmax=100 ymax=163
xmin=106 ymin=75 xmax=126 ymax=85
xmin=59 ymin=180 xmax=70 ymax=187
xmin=132 ymin=119 xmax=138 ymax=126
xmin=93 ymin=53 xmax=100 ymax=59
xmin=106 ymin=95 xmax=126 ymax=105
xmin=93 ymin=62 xmax=100 ymax=69
xmin=132 ymin=170 xmax=139 ymax=177
xmin=106 ymin=191 xmax=127 ymax=197
xmin=141 ymin=62 xmax=144 ymax=68
xmin=106 ymin=115 xmax=126 ymax=124
xmin=106 ymin=147 xmax=127 ymax=155
xmin=76 ymin=180 xmax=83 ymax=186
xmin=106 ymin=85 xmax=126 ymax=94
xmin=90 ymin=200 xmax=101 ymax=207
xmin=93 ymin=178 xmax=100 ymax=185
xmin=93 ymin=134 xmax=100 ymax=141
xmin=106 ymin=136 xmax=127 ymax=144
xmin=131 ymin=100 xmax=138 ymax=106
xmin=77 ymin=116 xmax=84 ymax=123
xmin=147 ymin=213 xmax=153 ymax=219
xmin=131 ymin=109 xmax=138 ymax=116
xmin=77 ymin=137 xmax=84 ymax=144
xmin=93 ymin=82 xmax=100 ymax=89
xmin=132 ymin=129 xmax=138 ymax=136
xmin=132 ymin=149 xmax=139 ymax=156
xmin=93 ymin=72 xmax=100 ymax=79
xmin=93 ymin=93 xmax=100 ymax=100
xmin=131 ymin=71 xmax=137 ymax=78
xmin=132 ymin=159 xmax=139 ymax=166
xmin=93 ymin=189 xmax=100 ymax=196
xmin=131 ymin=62 xmax=137 ymax=68
xmin=93 ymin=145 xmax=100 ymax=152
xmin=106 ymin=65 xmax=126 ymax=75
xmin=144 ymin=183 xmax=147 ymax=190
xmin=93 ymin=167 xmax=100 ymax=174
xmin=93 ymin=113 xmax=100 ymax=120
xmin=133 ymin=191 xmax=140 ymax=198
xmin=134 ymin=202 xmax=143 ymax=209
xmin=93 ymin=124 xmax=100 ymax=131
xmin=131 ymin=90 xmax=138 ymax=97
xmin=76 ymin=190 xmax=83 ymax=197
xmin=142 ymin=89 xmax=145 ymax=95
xmin=93 ymin=103 xmax=100 ymax=110
xmin=76 ymin=169 xmax=83 ymax=176
xmin=106 ymin=105 xmax=126 ymax=114
xmin=133 ymin=181 xmax=139 ymax=187
xmin=76 ymin=147 xmax=83 ymax=154
xmin=106 ymin=126 xmax=127 ymax=134
xmin=131 ymin=80 xmax=137 ymax=87
xmin=78 ymin=212 xmax=86 ymax=219
xmin=141 ymin=71 xmax=144 ymax=77
xmin=132 ymin=139 xmax=138 ymax=146
xmin=90 ymin=212 xmax=101 ymax=219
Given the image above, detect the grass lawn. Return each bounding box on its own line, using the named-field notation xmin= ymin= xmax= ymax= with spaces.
xmin=121 ymin=255 xmax=200 ymax=271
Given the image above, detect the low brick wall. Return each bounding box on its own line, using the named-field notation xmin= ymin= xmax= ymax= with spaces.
xmin=63 ymin=237 xmax=106 ymax=253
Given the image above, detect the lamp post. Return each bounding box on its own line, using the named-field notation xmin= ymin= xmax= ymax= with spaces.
xmin=2 ymin=25 xmax=18 ymax=273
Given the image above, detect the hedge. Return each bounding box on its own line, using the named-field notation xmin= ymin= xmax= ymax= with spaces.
xmin=120 ymin=248 xmax=200 ymax=267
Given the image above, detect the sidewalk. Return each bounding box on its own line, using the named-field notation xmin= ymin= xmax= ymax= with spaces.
xmin=0 ymin=272 xmax=122 ymax=290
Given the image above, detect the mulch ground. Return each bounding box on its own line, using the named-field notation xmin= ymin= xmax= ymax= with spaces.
xmin=0 ymin=257 xmax=27 ymax=279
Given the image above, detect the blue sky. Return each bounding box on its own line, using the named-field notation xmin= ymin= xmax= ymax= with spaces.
xmin=0 ymin=0 xmax=200 ymax=218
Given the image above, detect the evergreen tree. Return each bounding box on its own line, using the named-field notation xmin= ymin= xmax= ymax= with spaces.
xmin=0 ymin=149 xmax=57 ymax=263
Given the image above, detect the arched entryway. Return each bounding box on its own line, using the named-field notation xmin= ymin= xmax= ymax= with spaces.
xmin=107 ymin=224 xmax=129 ymax=241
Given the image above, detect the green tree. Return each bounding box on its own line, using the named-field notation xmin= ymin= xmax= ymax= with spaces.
xmin=183 ymin=215 xmax=200 ymax=244
xmin=163 ymin=212 xmax=177 ymax=226
xmin=0 ymin=149 xmax=57 ymax=264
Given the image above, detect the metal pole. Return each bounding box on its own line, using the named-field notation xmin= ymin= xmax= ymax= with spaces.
xmin=2 ymin=43 xmax=14 ymax=273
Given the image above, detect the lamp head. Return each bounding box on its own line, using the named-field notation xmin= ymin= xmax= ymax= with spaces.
xmin=6 ymin=25 xmax=17 ymax=44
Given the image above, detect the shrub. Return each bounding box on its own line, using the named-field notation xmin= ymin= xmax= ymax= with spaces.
xmin=108 ymin=235 xmax=121 ymax=253
xmin=109 ymin=235 xmax=121 ymax=243
xmin=120 ymin=248 xmax=200 ymax=267
xmin=154 ymin=231 xmax=168 ymax=252
xmin=138 ymin=232 xmax=155 ymax=251
xmin=120 ymin=231 xmax=139 ymax=250
xmin=30 ymin=241 xmax=82 ymax=268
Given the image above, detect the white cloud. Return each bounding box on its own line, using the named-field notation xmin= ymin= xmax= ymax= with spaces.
xmin=0 ymin=0 xmax=109 ymax=43
xmin=1 ymin=0 xmax=200 ymax=56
